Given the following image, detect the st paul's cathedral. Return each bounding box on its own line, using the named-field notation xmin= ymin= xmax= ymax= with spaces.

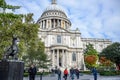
xmin=37 ymin=0 xmax=112 ymax=70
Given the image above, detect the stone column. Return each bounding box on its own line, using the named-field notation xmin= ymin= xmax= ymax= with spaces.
xmin=48 ymin=19 xmax=50 ymax=28
xmin=51 ymin=19 xmax=52 ymax=28
xmin=45 ymin=20 xmax=46 ymax=29
xmin=69 ymin=52 xmax=72 ymax=67
xmin=57 ymin=49 xmax=59 ymax=68
xmin=43 ymin=20 xmax=45 ymax=29
xmin=40 ymin=22 xmax=42 ymax=28
xmin=65 ymin=50 xmax=67 ymax=67
xmin=77 ymin=52 xmax=79 ymax=68
xmin=62 ymin=49 xmax=64 ymax=67
xmin=46 ymin=20 xmax=48 ymax=29
xmin=52 ymin=50 xmax=55 ymax=68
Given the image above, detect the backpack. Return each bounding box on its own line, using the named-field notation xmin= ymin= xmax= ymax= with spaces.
xmin=64 ymin=69 xmax=68 ymax=75
xmin=57 ymin=70 xmax=61 ymax=75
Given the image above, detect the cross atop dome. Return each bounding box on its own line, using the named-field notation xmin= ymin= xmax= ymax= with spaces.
xmin=51 ymin=0 xmax=57 ymax=4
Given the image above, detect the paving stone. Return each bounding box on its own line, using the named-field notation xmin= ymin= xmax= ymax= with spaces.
xmin=23 ymin=74 xmax=120 ymax=80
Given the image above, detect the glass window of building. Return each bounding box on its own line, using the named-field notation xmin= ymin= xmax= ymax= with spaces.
xmin=57 ymin=35 xmax=61 ymax=43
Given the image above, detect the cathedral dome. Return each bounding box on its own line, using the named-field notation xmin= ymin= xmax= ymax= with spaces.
xmin=37 ymin=0 xmax=71 ymax=30
xmin=40 ymin=3 xmax=67 ymax=18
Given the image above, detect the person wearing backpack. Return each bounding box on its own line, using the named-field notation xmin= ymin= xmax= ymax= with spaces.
xmin=75 ymin=68 xmax=80 ymax=79
xmin=70 ymin=68 xmax=75 ymax=80
xmin=57 ymin=68 xmax=61 ymax=80
xmin=63 ymin=68 xmax=68 ymax=80
xmin=91 ymin=67 xmax=97 ymax=80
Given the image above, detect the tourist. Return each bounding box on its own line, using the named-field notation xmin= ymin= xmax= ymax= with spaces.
xmin=63 ymin=68 xmax=68 ymax=80
xmin=28 ymin=64 xmax=37 ymax=80
xmin=75 ymin=68 xmax=80 ymax=79
xmin=70 ymin=68 xmax=75 ymax=80
xmin=57 ymin=68 xmax=61 ymax=80
xmin=91 ymin=67 xmax=97 ymax=80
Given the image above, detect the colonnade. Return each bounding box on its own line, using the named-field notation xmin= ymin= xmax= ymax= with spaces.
xmin=51 ymin=49 xmax=68 ymax=68
xmin=39 ymin=19 xmax=70 ymax=29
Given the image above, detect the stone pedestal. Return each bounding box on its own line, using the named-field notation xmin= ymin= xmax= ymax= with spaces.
xmin=0 ymin=60 xmax=24 ymax=80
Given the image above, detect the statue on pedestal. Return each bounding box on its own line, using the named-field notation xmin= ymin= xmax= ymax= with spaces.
xmin=3 ymin=36 xmax=19 ymax=60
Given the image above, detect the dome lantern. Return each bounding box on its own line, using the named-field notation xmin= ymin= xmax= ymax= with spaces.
xmin=51 ymin=0 xmax=57 ymax=4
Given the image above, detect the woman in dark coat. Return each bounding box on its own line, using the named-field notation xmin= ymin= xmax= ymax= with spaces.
xmin=28 ymin=64 xmax=37 ymax=80
xmin=91 ymin=68 xmax=97 ymax=80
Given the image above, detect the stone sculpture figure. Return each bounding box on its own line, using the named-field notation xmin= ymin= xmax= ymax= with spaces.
xmin=3 ymin=36 xmax=19 ymax=60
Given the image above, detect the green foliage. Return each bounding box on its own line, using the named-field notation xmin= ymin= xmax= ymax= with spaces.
xmin=84 ymin=43 xmax=98 ymax=55
xmin=22 ymin=40 xmax=50 ymax=69
xmin=84 ymin=43 xmax=98 ymax=69
xmin=0 ymin=13 xmax=39 ymax=59
xmin=100 ymin=42 xmax=120 ymax=66
xmin=0 ymin=0 xmax=50 ymax=70
xmin=24 ymin=72 xmax=51 ymax=77
xmin=0 ymin=0 xmax=20 ymax=11
xmin=99 ymin=71 xmax=120 ymax=76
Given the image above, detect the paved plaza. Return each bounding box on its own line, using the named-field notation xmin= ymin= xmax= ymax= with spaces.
xmin=24 ymin=74 xmax=120 ymax=80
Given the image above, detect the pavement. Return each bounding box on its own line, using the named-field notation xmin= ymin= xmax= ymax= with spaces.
xmin=24 ymin=74 xmax=120 ymax=80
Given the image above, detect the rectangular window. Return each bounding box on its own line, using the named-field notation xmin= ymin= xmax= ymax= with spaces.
xmin=57 ymin=35 xmax=61 ymax=43
xmin=72 ymin=52 xmax=76 ymax=61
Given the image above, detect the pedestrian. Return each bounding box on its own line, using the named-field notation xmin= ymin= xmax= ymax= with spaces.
xmin=75 ymin=68 xmax=80 ymax=79
xmin=69 ymin=68 xmax=72 ymax=77
xmin=40 ymin=70 xmax=44 ymax=80
xmin=28 ymin=64 xmax=37 ymax=80
xmin=91 ymin=67 xmax=97 ymax=80
xmin=63 ymin=68 xmax=68 ymax=80
xmin=70 ymin=68 xmax=75 ymax=80
xmin=57 ymin=68 xmax=61 ymax=80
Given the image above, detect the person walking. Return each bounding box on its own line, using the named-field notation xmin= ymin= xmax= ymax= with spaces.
xmin=40 ymin=70 xmax=44 ymax=80
xmin=75 ymin=68 xmax=80 ymax=79
xmin=91 ymin=68 xmax=97 ymax=80
xmin=63 ymin=68 xmax=68 ymax=80
xmin=70 ymin=68 xmax=75 ymax=80
xmin=28 ymin=64 xmax=37 ymax=80
xmin=57 ymin=68 xmax=61 ymax=80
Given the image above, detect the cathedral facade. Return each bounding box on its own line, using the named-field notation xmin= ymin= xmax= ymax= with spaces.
xmin=37 ymin=0 xmax=112 ymax=70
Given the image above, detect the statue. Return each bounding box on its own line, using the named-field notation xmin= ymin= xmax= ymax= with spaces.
xmin=3 ymin=36 xmax=19 ymax=60
xmin=0 ymin=36 xmax=24 ymax=80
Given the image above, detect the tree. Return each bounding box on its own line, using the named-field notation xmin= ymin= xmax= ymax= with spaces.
xmin=84 ymin=44 xmax=98 ymax=55
xmin=0 ymin=0 xmax=22 ymax=59
xmin=0 ymin=0 xmax=38 ymax=59
xmin=99 ymin=56 xmax=113 ymax=70
xmin=85 ymin=55 xmax=98 ymax=68
xmin=84 ymin=43 xmax=98 ymax=69
xmin=100 ymin=42 xmax=120 ymax=70
xmin=0 ymin=0 xmax=50 ymax=69
xmin=23 ymin=40 xmax=51 ymax=69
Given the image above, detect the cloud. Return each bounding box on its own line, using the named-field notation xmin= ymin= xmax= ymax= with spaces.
xmin=5 ymin=0 xmax=120 ymax=42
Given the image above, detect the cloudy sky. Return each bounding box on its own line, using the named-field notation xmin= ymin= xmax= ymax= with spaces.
xmin=6 ymin=0 xmax=120 ymax=42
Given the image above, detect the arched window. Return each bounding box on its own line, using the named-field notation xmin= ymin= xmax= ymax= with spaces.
xmin=57 ymin=35 xmax=61 ymax=43
xmin=72 ymin=52 xmax=76 ymax=61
